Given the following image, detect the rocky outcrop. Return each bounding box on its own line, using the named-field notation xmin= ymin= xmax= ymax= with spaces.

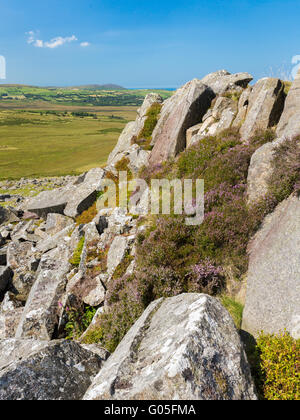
xmin=240 ymin=78 xmax=285 ymax=142
xmin=108 ymin=93 xmax=163 ymax=166
xmin=201 ymin=70 xmax=253 ymax=95
xmin=24 ymin=168 xmax=104 ymax=219
xmin=0 ymin=339 xmax=109 ymax=400
xmin=84 ymin=294 xmax=257 ymax=401
xmin=242 ymin=194 xmax=300 ymax=339
xmin=277 ymin=69 xmax=300 ymax=138
xmin=149 ymin=79 xmax=215 ymax=164
xmin=187 ymin=96 xmax=238 ymax=147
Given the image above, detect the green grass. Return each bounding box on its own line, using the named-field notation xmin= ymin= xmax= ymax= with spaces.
xmin=0 ymin=108 xmax=137 ymax=180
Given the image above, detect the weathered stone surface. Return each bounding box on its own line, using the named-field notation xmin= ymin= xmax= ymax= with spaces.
xmin=149 ymin=79 xmax=215 ymax=164
xmin=201 ymin=70 xmax=253 ymax=95
xmin=0 ymin=266 xmax=13 ymax=294
xmin=0 ymin=207 xmax=19 ymax=226
xmin=0 ymin=293 xmax=23 ymax=339
xmin=84 ymin=294 xmax=257 ymax=400
xmin=45 ymin=213 xmax=73 ymax=236
xmin=25 ymin=168 xmax=104 ymax=219
xmin=0 ymin=339 xmax=109 ymax=400
xmin=277 ymin=69 xmax=300 ymax=138
xmin=247 ymin=141 xmax=275 ymax=203
xmin=246 ymin=136 xmax=288 ymax=204
xmin=15 ymin=246 xmax=70 ymax=340
xmin=188 ymin=97 xmax=238 ymax=147
xmin=36 ymin=224 xmax=75 ymax=253
xmin=67 ymin=272 xmax=106 ymax=307
xmin=110 ymin=144 xmax=150 ymax=175
xmin=7 ymin=241 xmax=35 ymax=301
xmin=232 ymin=88 xmax=251 ymax=128
xmin=240 ymin=78 xmax=285 ymax=142
xmin=107 ymin=235 xmax=134 ymax=277
xmin=108 ymin=93 xmax=163 ymax=165
xmin=242 ymin=194 xmax=300 ymax=339
xmin=0 ymin=246 xmax=7 ymax=266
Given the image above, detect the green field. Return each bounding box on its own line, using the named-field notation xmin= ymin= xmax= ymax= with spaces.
xmin=0 ymin=85 xmax=172 ymax=107
xmin=0 ymin=107 xmax=137 ymax=180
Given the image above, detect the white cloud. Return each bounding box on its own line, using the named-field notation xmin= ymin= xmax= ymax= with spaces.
xmin=80 ymin=42 xmax=90 ymax=47
xmin=27 ymin=31 xmax=78 ymax=49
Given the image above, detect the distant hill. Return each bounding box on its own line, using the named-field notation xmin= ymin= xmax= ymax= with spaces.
xmin=58 ymin=84 xmax=126 ymax=91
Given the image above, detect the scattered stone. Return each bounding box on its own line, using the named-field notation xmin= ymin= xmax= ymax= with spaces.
xmin=0 ymin=339 xmax=109 ymax=400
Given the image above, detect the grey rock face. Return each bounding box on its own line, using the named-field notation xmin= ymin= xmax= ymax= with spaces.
xmin=277 ymin=69 xmax=300 ymax=138
xmin=84 ymin=294 xmax=257 ymax=401
xmin=240 ymin=78 xmax=285 ymax=142
xmin=45 ymin=213 xmax=73 ymax=236
xmin=0 ymin=266 xmax=13 ymax=294
xmin=0 ymin=293 xmax=23 ymax=339
xmin=0 ymin=207 xmax=19 ymax=226
xmin=15 ymin=247 xmax=70 ymax=340
xmin=107 ymin=235 xmax=134 ymax=278
xmin=0 ymin=339 xmax=109 ymax=400
xmin=188 ymin=96 xmax=238 ymax=147
xmin=242 ymin=195 xmax=300 ymax=339
xmin=149 ymin=79 xmax=215 ymax=164
xmin=201 ymin=70 xmax=253 ymax=95
xmin=108 ymin=93 xmax=163 ymax=165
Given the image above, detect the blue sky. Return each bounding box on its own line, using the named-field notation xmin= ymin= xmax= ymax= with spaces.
xmin=0 ymin=0 xmax=300 ymax=87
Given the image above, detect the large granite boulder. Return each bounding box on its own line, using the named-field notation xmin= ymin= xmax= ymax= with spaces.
xmin=201 ymin=70 xmax=253 ymax=95
xmin=240 ymin=78 xmax=285 ymax=142
xmin=246 ymin=72 xmax=300 ymax=203
xmin=0 ymin=339 xmax=109 ymax=400
xmin=242 ymin=194 xmax=300 ymax=339
xmin=108 ymin=93 xmax=163 ymax=165
xmin=84 ymin=294 xmax=257 ymax=400
xmin=149 ymin=80 xmax=215 ymax=164
xmin=277 ymin=69 xmax=300 ymax=138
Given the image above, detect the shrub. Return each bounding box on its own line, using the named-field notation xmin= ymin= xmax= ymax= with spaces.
xmin=76 ymin=191 xmax=104 ymax=225
xmin=188 ymin=260 xmax=225 ymax=295
xmin=137 ymin=103 xmax=162 ymax=141
xmin=69 ymin=236 xmax=85 ymax=266
xmin=65 ymin=304 xmax=97 ymax=340
xmin=267 ymin=136 xmax=300 ymax=201
xmin=255 ymin=332 xmax=300 ymax=400
xmin=88 ymin=275 xmax=144 ymax=352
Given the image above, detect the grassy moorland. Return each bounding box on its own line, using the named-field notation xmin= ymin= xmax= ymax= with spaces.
xmin=0 ymin=107 xmax=137 ymax=180
xmin=0 ymin=85 xmax=173 ymax=180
